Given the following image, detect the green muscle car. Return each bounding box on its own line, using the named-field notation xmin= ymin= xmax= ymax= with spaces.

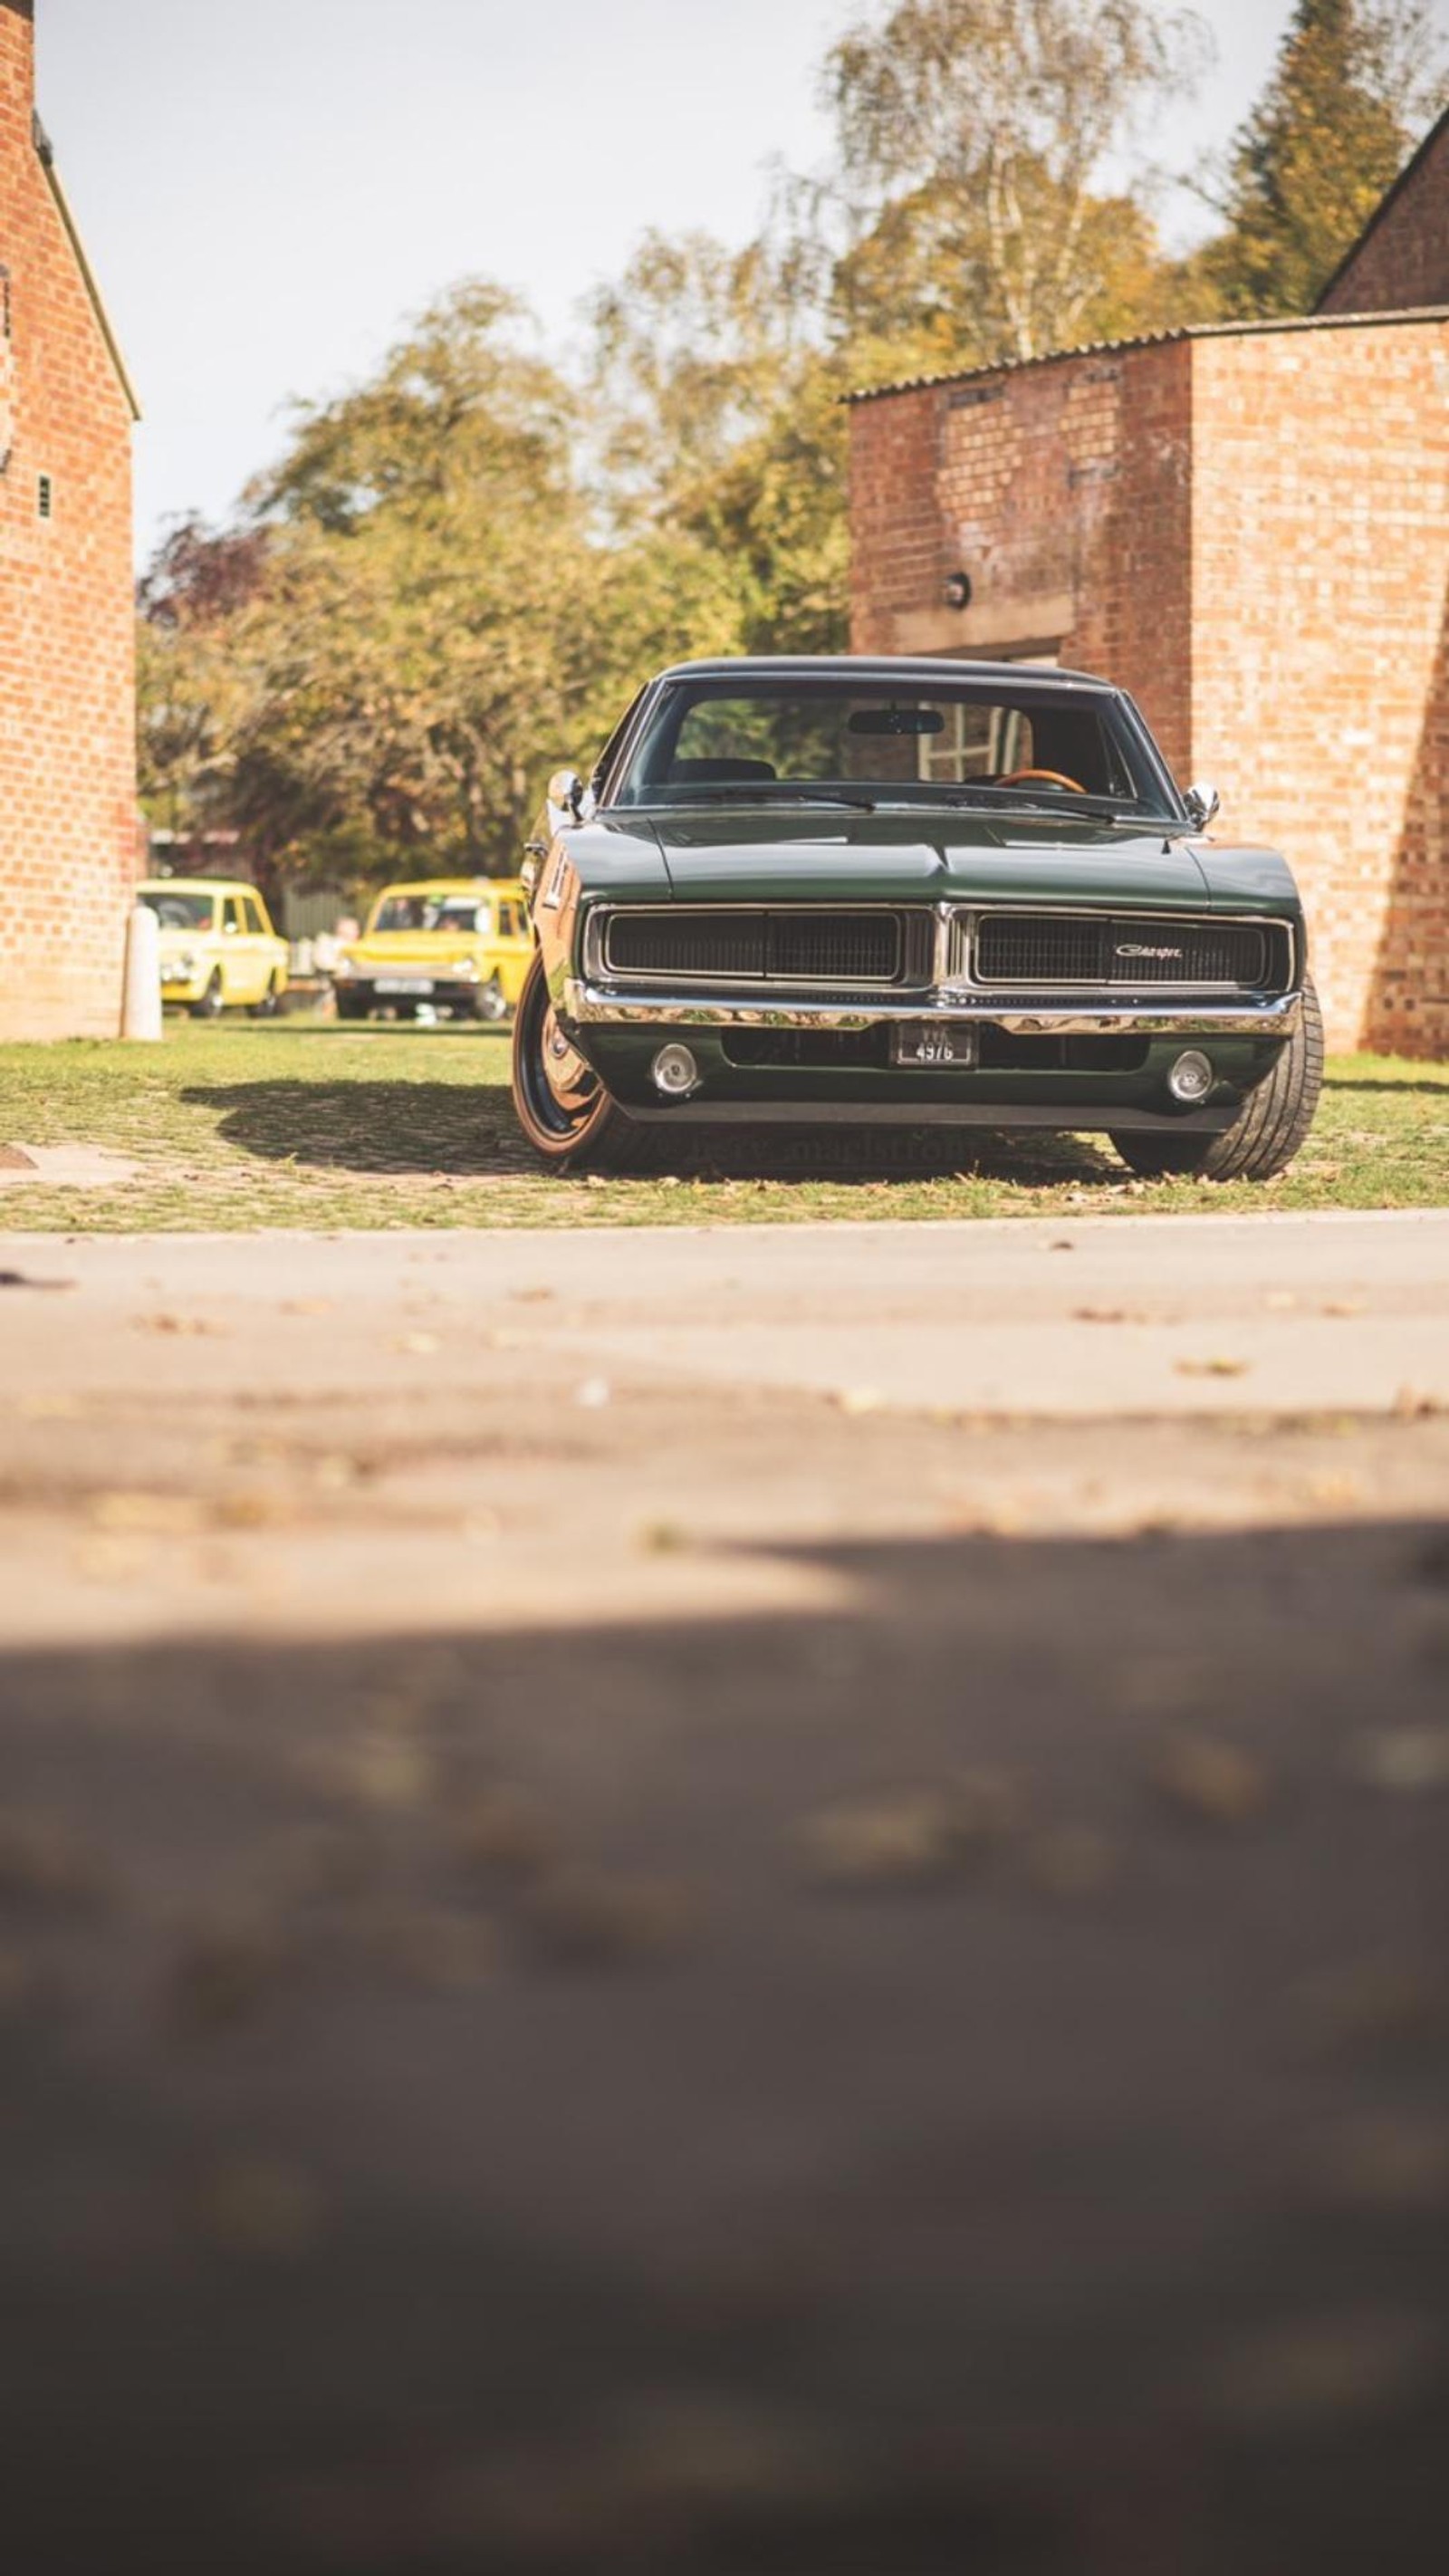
xmin=511 ymin=658 xmax=1321 ymax=1177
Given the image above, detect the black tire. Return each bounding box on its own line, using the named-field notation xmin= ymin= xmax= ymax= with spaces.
xmin=249 ymin=975 xmax=282 ymax=1020
xmin=334 ymin=989 xmax=369 ymax=1022
xmin=511 ymin=952 xmax=650 ymax=1171
xmin=191 ymin=971 xmax=225 ymax=1022
xmin=1112 ymin=979 xmax=1324 ymax=1182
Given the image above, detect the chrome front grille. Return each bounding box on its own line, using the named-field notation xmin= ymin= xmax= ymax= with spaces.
xmin=597 ymin=905 xmax=1291 ymax=997
xmin=973 ymin=913 xmax=1281 ymax=991
xmin=601 ymin=907 xmax=927 ymax=988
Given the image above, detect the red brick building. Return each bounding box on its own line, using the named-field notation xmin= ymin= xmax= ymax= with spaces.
xmin=1 ymin=0 xmax=139 ymax=1040
xmin=849 ymin=114 xmax=1449 ymax=1056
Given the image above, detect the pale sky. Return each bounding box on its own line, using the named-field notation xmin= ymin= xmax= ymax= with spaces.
xmin=29 ymin=0 xmax=1444 ymax=559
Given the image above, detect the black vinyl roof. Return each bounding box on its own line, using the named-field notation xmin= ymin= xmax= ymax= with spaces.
xmin=653 ymin=655 xmax=1108 ymax=690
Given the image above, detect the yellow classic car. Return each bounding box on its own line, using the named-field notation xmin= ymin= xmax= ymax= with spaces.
xmin=334 ymin=877 xmax=533 ymax=1023
xmin=139 ymin=879 xmax=290 ymax=1018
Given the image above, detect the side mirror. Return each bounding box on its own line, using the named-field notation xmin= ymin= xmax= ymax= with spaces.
xmin=1184 ymin=781 xmax=1221 ymax=831
xmin=547 ymin=767 xmax=592 ymax=832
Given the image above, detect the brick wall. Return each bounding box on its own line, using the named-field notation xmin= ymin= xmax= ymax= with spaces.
xmin=1318 ymin=110 xmax=1449 ymax=317
xmin=0 ymin=0 xmax=138 ymax=1041
xmin=849 ymin=341 xmax=1194 ymax=777
xmin=849 ymin=317 xmax=1449 ymax=1054
xmin=1191 ymin=323 xmax=1449 ymax=1054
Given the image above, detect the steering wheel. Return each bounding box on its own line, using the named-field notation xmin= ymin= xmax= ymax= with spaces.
xmin=996 ymin=767 xmax=1087 ymax=793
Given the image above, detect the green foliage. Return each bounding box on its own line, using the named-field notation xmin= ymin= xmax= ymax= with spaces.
xmin=820 ymin=0 xmax=1210 ymax=366
xmin=581 ymin=229 xmax=850 ymax=669
xmin=1193 ymin=0 xmax=1448 ymax=316
xmin=141 ymin=286 xmax=590 ymax=881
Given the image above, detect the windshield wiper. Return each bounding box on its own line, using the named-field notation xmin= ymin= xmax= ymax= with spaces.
xmin=926 ymin=784 xmax=1152 ymax=825
xmin=659 ymin=787 xmax=878 ymax=814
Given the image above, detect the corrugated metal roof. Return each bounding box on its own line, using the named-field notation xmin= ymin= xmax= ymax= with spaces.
xmin=842 ymin=303 xmax=1449 ymax=406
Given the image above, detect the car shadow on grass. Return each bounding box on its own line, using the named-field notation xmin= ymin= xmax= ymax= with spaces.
xmin=185 ymin=1079 xmax=1124 ymax=1188
xmin=182 ymin=1081 xmax=534 ymax=1177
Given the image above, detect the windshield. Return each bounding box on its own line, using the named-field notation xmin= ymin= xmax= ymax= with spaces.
xmin=369 ymin=895 xmax=490 ymax=936
xmin=614 ymin=677 xmax=1178 ymax=819
xmin=140 ymin=890 xmax=215 ymax=931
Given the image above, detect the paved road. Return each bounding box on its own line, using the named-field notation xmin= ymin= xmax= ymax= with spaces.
xmin=2 ymin=1213 xmax=1448 ymax=2572
xmin=5 ymin=1203 xmax=1449 ymax=1413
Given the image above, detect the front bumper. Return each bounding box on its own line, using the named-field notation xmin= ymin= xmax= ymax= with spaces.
xmin=556 ymin=980 xmax=1301 ymax=1132
xmin=562 ymin=980 xmax=1302 ymax=1041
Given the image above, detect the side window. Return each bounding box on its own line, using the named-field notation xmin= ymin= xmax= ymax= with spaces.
xmin=223 ymin=897 xmax=244 ymax=936
xmin=498 ymin=901 xmax=516 ymax=937
xmin=244 ymin=896 xmax=266 ymax=936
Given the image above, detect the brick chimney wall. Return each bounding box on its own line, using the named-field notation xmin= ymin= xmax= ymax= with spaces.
xmin=0 ymin=0 xmax=138 ymax=1040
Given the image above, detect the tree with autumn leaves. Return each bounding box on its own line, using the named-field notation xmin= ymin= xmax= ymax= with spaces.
xmin=1196 ymin=0 xmax=1446 ymax=314
xmin=139 ymin=0 xmax=1444 ymax=886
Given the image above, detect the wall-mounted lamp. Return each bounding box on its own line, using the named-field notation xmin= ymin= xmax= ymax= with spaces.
xmin=944 ymin=571 xmax=973 ymax=611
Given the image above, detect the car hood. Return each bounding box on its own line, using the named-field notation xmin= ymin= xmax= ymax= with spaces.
xmin=567 ymin=810 xmax=1302 ymax=919
xmin=618 ymin=809 xmax=1304 ymax=918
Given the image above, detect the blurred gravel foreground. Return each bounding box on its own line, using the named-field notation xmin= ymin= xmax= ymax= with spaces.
xmin=2 ymin=1215 xmax=1448 ymax=2574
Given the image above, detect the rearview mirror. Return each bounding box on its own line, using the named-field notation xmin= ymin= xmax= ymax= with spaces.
xmin=848 ymin=706 xmax=945 ymax=737
xmin=1184 ymin=781 xmax=1221 ymax=830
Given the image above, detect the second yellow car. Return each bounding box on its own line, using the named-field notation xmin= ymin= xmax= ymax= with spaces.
xmin=335 ymin=877 xmax=532 ymax=1023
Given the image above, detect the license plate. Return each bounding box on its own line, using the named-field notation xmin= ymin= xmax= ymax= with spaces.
xmin=892 ymin=1021 xmax=978 ymax=1067
xmin=374 ymin=976 xmax=435 ymax=995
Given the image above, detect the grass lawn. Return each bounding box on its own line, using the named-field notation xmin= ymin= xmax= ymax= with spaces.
xmin=0 ymin=1018 xmax=1445 ymax=1232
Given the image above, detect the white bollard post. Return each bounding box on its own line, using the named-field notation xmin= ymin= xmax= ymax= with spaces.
xmin=120 ymin=901 xmax=163 ymax=1043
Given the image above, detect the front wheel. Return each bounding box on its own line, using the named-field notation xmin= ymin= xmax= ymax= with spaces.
xmin=511 ymin=952 xmax=634 ymax=1171
xmin=191 ymin=971 xmax=225 ymax=1022
xmin=1113 ymin=980 xmax=1324 ymax=1182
